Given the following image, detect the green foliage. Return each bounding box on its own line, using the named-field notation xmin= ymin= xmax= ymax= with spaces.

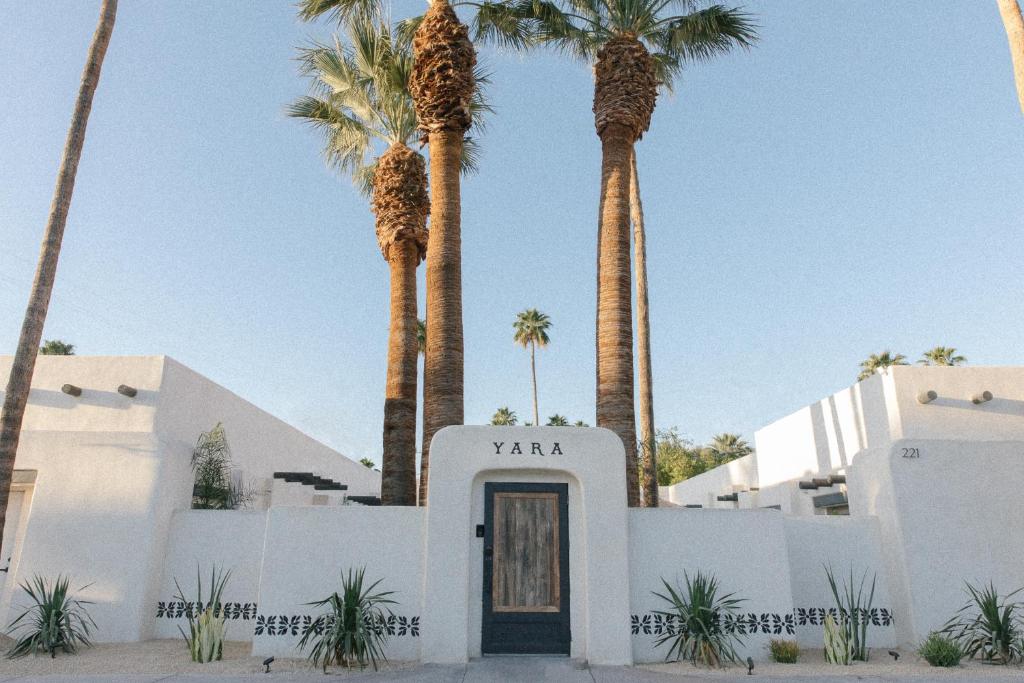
xmin=546 ymin=414 xmax=568 ymax=426
xmin=857 ymin=350 xmax=908 ymax=381
xmin=940 ymin=582 xmax=1024 ymax=664
xmin=652 ymin=571 xmax=746 ymax=667
xmin=823 ymin=613 xmax=852 ymax=665
xmin=768 ymin=638 xmax=799 ymax=663
xmin=513 ymin=308 xmax=552 ymax=349
xmin=918 ymin=632 xmax=963 ymax=667
xmin=655 ymin=429 xmax=752 ymax=486
xmin=490 ymin=406 xmax=518 ymax=425
xmin=5 ymin=575 xmax=94 ymax=659
xmin=573 ymin=419 xmax=589 ymax=427
xmin=191 ymin=423 xmax=253 ymax=510
xmin=297 ymin=568 xmax=396 ymax=671
xmin=416 ymin=319 xmax=426 ymax=356
xmin=38 ymin=339 xmax=75 ymax=355
xmin=824 ymin=565 xmax=876 ymax=662
xmin=919 ymin=346 xmax=966 ymax=366
xmin=359 ymin=457 xmax=375 ymax=468
xmin=174 ymin=566 xmax=230 ymax=663
xmin=520 ymin=0 xmax=758 ymax=93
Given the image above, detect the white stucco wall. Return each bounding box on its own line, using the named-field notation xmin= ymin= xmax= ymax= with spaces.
xmin=421 ymin=427 xmax=632 ymax=666
xmin=628 ymin=509 xmax=795 ymax=663
xmin=0 ymin=355 xmax=380 ymax=643
xmin=783 ymin=516 xmax=895 ymax=649
xmin=251 ymin=506 xmax=424 ymax=661
xmin=661 ymin=454 xmax=757 ymax=508
xmin=153 ymin=510 xmax=268 ymax=641
xmin=848 ymin=439 xmax=1024 ymax=646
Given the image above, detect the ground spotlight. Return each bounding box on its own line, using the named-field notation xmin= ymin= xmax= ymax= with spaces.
xmin=746 ymin=656 xmax=754 ymax=675
xmin=888 ymin=649 xmax=899 ymax=661
xmin=971 ymin=390 xmax=993 ymax=405
xmin=263 ymin=656 xmax=274 ymax=673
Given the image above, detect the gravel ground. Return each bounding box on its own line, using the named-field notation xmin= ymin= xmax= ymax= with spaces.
xmin=642 ymin=649 xmax=1024 ymax=680
xmin=0 ymin=639 xmax=416 ymax=677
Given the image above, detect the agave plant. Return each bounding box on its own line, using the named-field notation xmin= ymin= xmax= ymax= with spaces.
xmin=5 ymin=575 xmax=95 ymax=659
xmin=824 ymin=565 xmax=876 ymax=661
xmin=297 ymin=567 xmax=396 ymax=672
xmin=652 ymin=571 xmax=746 ymax=667
xmin=940 ymin=581 xmax=1024 ymax=664
xmin=823 ymin=613 xmax=852 ymax=665
xmin=174 ymin=566 xmax=231 ymax=663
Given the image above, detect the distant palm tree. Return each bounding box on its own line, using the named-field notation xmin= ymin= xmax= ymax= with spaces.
xmin=857 ymin=351 xmax=909 ymax=381
xmin=491 ymin=406 xmax=518 ymax=426
xmin=0 ymin=0 xmax=117 ymax=547
xmin=359 ymin=457 xmax=376 ymax=469
xmin=706 ymin=433 xmax=752 ymax=465
xmin=524 ymin=0 xmax=756 ymax=506
xmin=513 ymin=309 xmax=552 ymax=426
xmin=574 ymin=420 xmax=589 ymax=427
xmin=919 ymin=347 xmax=966 ymax=367
xmin=417 ymin=319 xmax=426 ymax=356
xmin=547 ymin=414 xmax=569 ymax=426
xmin=998 ymin=0 xmax=1024 ymax=114
xmin=290 ymin=18 xmax=430 ymax=506
xmin=39 ymin=340 xmax=75 ymax=356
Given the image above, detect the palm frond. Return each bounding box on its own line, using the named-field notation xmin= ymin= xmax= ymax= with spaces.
xmin=653 ymin=5 xmax=757 ymax=64
xmin=296 ymin=0 xmax=382 ymax=24
xmin=472 ymin=1 xmax=534 ymax=49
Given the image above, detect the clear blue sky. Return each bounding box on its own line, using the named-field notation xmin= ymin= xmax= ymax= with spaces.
xmin=2 ymin=2 xmax=1022 ymax=463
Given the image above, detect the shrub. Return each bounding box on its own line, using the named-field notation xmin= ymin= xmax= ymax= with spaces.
xmin=5 ymin=575 xmax=95 ymax=659
xmin=825 ymin=565 xmax=876 ymax=661
xmin=652 ymin=571 xmax=746 ymax=667
xmin=768 ymin=638 xmax=799 ymax=663
xmin=939 ymin=581 xmax=1023 ymax=664
xmin=297 ymin=568 xmax=396 ymax=671
xmin=174 ymin=566 xmax=231 ymax=663
xmin=191 ymin=423 xmax=253 ymax=509
xmin=918 ymin=632 xmax=962 ymax=667
xmin=823 ymin=613 xmax=852 ymax=664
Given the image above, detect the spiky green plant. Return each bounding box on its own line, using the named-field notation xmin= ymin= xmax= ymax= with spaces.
xmin=5 ymin=575 xmax=95 ymax=659
xmin=825 ymin=565 xmax=876 ymax=661
xmin=940 ymin=582 xmax=1024 ymax=664
xmin=823 ymin=613 xmax=852 ymax=665
xmin=297 ymin=568 xmax=396 ymax=672
xmin=652 ymin=571 xmax=746 ymax=667
xmin=173 ymin=566 xmax=231 ymax=663
xmin=918 ymin=632 xmax=963 ymax=667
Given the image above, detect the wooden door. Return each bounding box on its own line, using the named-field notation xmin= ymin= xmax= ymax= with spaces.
xmin=482 ymin=483 xmax=570 ymax=654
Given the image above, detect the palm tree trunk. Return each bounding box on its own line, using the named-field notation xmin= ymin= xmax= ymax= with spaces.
xmin=999 ymin=0 xmax=1024 ymax=114
xmin=530 ymin=341 xmax=539 ymax=426
xmin=381 ymin=240 xmax=419 ymax=506
xmin=597 ymin=124 xmax=640 ymax=507
xmin=419 ymin=129 xmax=464 ymax=505
xmin=631 ymin=150 xmax=657 ymax=507
xmin=0 ymin=0 xmax=116 ymax=542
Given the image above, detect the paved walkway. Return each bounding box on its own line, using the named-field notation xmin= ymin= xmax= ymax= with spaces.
xmin=2 ymin=657 xmax=1024 ymax=683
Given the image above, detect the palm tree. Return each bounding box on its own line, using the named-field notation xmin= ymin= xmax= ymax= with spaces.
xmin=574 ymin=419 xmax=589 ymax=427
xmin=998 ymin=0 xmax=1024 ymax=114
xmin=491 ymin=406 xmax=518 ymax=425
xmin=705 ymin=433 xmax=752 ymax=466
xmin=525 ymin=0 xmax=756 ymax=506
xmin=513 ymin=308 xmax=552 ymax=425
xmin=417 ymin=318 xmax=427 ymax=356
xmin=857 ymin=351 xmax=909 ymax=381
xmin=547 ymin=414 xmax=569 ymax=426
xmin=0 ymin=0 xmax=117 ymax=546
xmin=630 ymin=149 xmax=657 ymax=507
xmin=289 ymin=18 xmax=430 ymax=506
xmin=39 ymin=340 xmax=75 ymax=356
xmin=919 ymin=346 xmax=966 ymax=367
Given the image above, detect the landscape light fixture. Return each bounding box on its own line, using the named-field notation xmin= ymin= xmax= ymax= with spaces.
xmin=117 ymin=384 xmax=137 ymax=398
xmin=262 ymin=656 xmax=274 ymax=673
xmin=61 ymin=384 xmax=82 ymax=397
xmin=746 ymin=656 xmax=754 ymax=675
xmin=971 ymin=390 xmax=993 ymax=405
xmin=916 ymin=390 xmax=937 ymax=404
xmin=888 ymin=650 xmax=900 ymax=661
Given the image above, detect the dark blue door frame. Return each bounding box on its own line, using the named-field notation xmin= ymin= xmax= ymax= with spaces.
xmin=481 ymin=482 xmax=570 ymax=655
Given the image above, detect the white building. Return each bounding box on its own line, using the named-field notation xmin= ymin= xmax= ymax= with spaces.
xmin=0 ymin=358 xmax=1020 ymax=664
xmin=0 ymin=355 xmax=380 ymax=642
